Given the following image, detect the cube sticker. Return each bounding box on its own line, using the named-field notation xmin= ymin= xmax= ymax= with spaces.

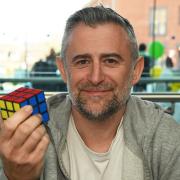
xmin=0 ymin=87 xmax=49 ymax=123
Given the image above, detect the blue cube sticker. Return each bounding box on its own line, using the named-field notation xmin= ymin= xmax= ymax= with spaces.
xmin=39 ymin=102 xmax=47 ymax=113
xmin=32 ymin=106 xmax=39 ymax=115
xmin=29 ymin=96 xmax=37 ymax=106
xmin=20 ymin=100 xmax=28 ymax=107
xmin=42 ymin=112 xmax=49 ymax=123
xmin=37 ymin=92 xmax=45 ymax=103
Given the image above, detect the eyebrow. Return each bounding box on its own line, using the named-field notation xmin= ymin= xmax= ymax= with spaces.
xmin=100 ymin=53 xmax=122 ymax=60
xmin=72 ymin=54 xmax=91 ymax=62
xmin=72 ymin=53 xmax=123 ymax=62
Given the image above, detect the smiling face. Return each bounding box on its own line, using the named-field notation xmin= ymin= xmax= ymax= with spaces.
xmin=57 ymin=23 xmax=143 ymax=121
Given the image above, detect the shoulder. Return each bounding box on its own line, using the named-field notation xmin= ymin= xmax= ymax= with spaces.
xmin=125 ymin=95 xmax=167 ymax=128
xmin=123 ymin=96 xmax=180 ymax=174
xmin=127 ymin=96 xmax=180 ymax=178
xmin=124 ymin=95 xmax=180 ymax=147
xmin=46 ymin=92 xmax=71 ymax=129
xmin=47 ymin=92 xmax=68 ymax=108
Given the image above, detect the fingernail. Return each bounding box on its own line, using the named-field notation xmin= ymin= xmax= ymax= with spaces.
xmin=24 ymin=105 xmax=33 ymax=113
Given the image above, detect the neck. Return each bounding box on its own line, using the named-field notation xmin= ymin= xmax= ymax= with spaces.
xmin=72 ymin=106 xmax=125 ymax=153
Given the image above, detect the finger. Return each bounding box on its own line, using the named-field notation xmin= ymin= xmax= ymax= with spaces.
xmin=29 ymin=134 xmax=50 ymax=163
xmin=11 ymin=114 xmax=42 ymax=148
xmin=22 ymin=124 xmax=46 ymax=153
xmin=3 ymin=105 xmax=33 ymax=139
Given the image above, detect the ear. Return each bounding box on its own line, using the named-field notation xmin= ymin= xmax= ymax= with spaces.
xmin=132 ymin=56 xmax=144 ymax=85
xmin=56 ymin=56 xmax=67 ymax=83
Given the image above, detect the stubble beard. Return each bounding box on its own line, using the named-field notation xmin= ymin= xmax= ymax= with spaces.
xmin=68 ymin=78 xmax=132 ymax=122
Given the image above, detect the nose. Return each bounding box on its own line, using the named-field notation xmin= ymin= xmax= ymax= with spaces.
xmin=87 ymin=61 xmax=105 ymax=85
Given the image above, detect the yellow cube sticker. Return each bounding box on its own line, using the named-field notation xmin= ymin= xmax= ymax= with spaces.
xmin=13 ymin=103 xmax=20 ymax=111
xmin=6 ymin=101 xmax=13 ymax=111
xmin=1 ymin=110 xmax=8 ymax=119
xmin=0 ymin=100 xmax=5 ymax=109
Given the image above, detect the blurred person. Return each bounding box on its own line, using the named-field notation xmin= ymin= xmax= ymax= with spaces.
xmin=31 ymin=59 xmax=48 ymax=77
xmin=46 ymin=48 xmax=56 ymax=62
xmin=30 ymin=49 xmax=66 ymax=91
xmin=156 ymin=56 xmax=174 ymax=115
xmin=133 ymin=43 xmax=152 ymax=92
xmin=156 ymin=56 xmax=174 ymax=92
xmin=45 ymin=48 xmax=58 ymax=77
xmin=139 ymin=43 xmax=152 ymax=77
xmin=31 ymin=48 xmax=57 ymax=78
xmin=1 ymin=6 xmax=180 ymax=180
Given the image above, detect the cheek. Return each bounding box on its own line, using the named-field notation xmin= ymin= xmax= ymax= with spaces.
xmin=106 ymin=68 xmax=127 ymax=81
xmin=67 ymin=68 xmax=87 ymax=89
xmin=111 ymin=69 xmax=133 ymax=88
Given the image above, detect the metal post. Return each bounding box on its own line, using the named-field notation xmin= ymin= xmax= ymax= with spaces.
xmin=152 ymin=0 xmax=157 ymax=66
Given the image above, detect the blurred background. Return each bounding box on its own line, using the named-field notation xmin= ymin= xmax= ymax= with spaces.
xmin=0 ymin=0 xmax=180 ymax=122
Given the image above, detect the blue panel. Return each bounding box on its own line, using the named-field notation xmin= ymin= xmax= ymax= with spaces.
xmin=39 ymin=102 xmax=47 ymax=113
xmin=20 ymin=101 xmax=28 ymax=107
xmin=37 ymin=92 xmax=45 ymax=103
xmin=42 ymin=112 xmax=49 ymax=123
xmin=32 ymin=106 xmax=39 ymax=115
xmin=29 ymin=96 xmax=37 ymax=106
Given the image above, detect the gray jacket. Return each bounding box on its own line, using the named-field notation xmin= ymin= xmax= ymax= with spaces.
xmin=1 ymin=93 xmax=180 ymax=180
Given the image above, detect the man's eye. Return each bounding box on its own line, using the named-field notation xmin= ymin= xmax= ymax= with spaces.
xmin=73 ymin=59 xmax=90 ymax=68
xmin=108 ymin=59 xmax=116 ymax=63
xmin=104 ymin=59 xmax=119 ymax=64
xmin=77 ymin=59 xmax=89 ymax=64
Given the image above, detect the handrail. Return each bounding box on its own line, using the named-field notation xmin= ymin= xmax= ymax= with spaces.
xmin=0 ymin=91 xmax=180 ymax=102
xmin=131 ymin=92 xmax=180 ymax=102
xmin=0 ymin=77 xmax=64 ymax=84
xmin=44 ymin=92 xmax=180 ymax=102
xmin=0 ymin=77 xmax=180 ymax=84
xmin=1 ymin=92 xmax=179 ymax=120
xmin=140 ymin=77 xmax=180 ymax=83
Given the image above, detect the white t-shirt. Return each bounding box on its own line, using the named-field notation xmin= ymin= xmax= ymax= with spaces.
xmin=67 ymin=116 xmax=124 ymax=180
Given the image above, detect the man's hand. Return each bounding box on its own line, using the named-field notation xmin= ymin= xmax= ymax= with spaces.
xmin=0 ymin=105 xmax=50 ymax=180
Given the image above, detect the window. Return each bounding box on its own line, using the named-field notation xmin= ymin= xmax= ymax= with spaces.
xmin=150 ymin=7 xmax=167 ymax=36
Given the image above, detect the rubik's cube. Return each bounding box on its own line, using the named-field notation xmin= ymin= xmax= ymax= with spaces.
xmin=0 ymin=87 xmax=49 ymax=123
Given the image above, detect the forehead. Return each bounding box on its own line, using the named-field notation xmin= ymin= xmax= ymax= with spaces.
xmin=66 ymin=22 xmax=131 ymax=59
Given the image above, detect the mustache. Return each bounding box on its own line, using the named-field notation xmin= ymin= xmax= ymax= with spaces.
xmin=78 ymin=82 xmax=114 ymax=91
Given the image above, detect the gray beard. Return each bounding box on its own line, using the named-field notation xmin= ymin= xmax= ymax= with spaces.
xmin=67 ymin=71 xmax=133 ymax=122
xmin=75 ymin=94 xmax=129 ymax=121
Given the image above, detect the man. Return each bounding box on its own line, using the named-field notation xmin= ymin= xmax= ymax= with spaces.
xmin=139 ymin=43 xmax=152 ymax=78
xmin=0 ymin=6 xmax=180 ymax=180
xmin=134 ymin=43 xmax=152 ymax=91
